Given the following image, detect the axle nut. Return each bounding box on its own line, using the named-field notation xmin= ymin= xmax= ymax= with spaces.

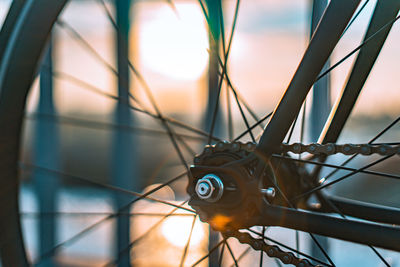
xmin=195 ymin=174 xmax=224 ymax=202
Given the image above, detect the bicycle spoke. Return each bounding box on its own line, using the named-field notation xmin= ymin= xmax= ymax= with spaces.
xmin=97 ymin=0 xmax=117 ymax=29
xmin=273 ymin=154 xmax=400 ymax=180
xmin=293 ymin=154 xmax=395 ymax=201
xmin=231 ymin=83 xmax=256 ymax=142
xmin=256 ymin=227 xmax=285 ymax=267
xmin=25 ymin=112 xmax=206 ymax=142
xmin=234 ymin=112 xmax=272 ymax=141
xmin=55 ymin=20 xmax=142 ymax=108
xmin=50 ymin=67 xmax=221 ymax=142
xmin=342 ymin=0 xmax=370 ymax=36
xmin=98 ymin=0 xmax=184 ymax=39
xmin=259 ymin=115 xmax=335 ymax=267
xmin=218 ymin=242 xmax=226 ymax=266
xmin=179 ymin=215 xmax=198 ymax=267
xmin=191 ymin=239 xmax=225 ymax=267
xmin=90 ymin=0 xmax=249 ymax=151
xmin=56 ymin=20 xmax=116 ymax=74
xmin=319 ymin=115 xmax=400 ymax=182
xmin=34 ymin=214 xmax=109 ymax=264
xmin=226 ymin=82 xmax=234 ymax=140
xmin=370 ymin=116 xmax=400 ymax=143
xmin=313 ymin=188 xmax=390 ymax=266
xmin=175 ymin=133 xmax=197 ymax=158
xmin=225 ymin=0 xmax=241 ymax=62
xmin=127 ymin=61 xmax=191 ymax=172
xmin=268 ymin=104 xmax=302 ymax=198
xmin=217 ymin=60 xmax=264 ymax=131
xmin=309 ymin=234 xmax=335 ymax=266
xmin=105 ymin=204 xmax=193 ymax=267
xmin=226 ymin=239 xmax=239 ymax=267
xmin=96 ymin=0 xmax=223 ymax=157
xmin=54 ymin=18 xmax=224 ymax=148
xmin=368 ymin=247 xmax=390 ymax=267
xmin=373 ymin=142 xmax=400 ymax=146
xmin=219 ymin=1 xmax=234 ymax=142
xmin=229 ymin=246 xmax=251 ymax=267
xmin=197 ymin=0 xmax=209 ymax=23
xmin=259 ymin=182 xmax=334 ymax=265
xmin=259 ymin=227 xmax=265 ymax=266
xmin=20 ymin=162 xmax=193 ymax=213
xmin=315 ymin=14 xmax=400 ymax=83
xmin=20 ymin=211 xmax=193 ymax=217
xmin=36 ymin=198 xmax=189 ymax=265
xmin=218 ymin=0 xmax=226 ymax=53
xmin=207 ymin=0 xmax=241 ymax=144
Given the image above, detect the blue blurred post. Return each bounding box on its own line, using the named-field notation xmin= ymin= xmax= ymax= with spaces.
xmin=112 ymin=0 xmax=137 ymax=266
xmin=34 ymin=36 xmax=59 ymax=266
xmin=204 ymin=0 xmax=223 ymax=139
xmin=309 ymin=0 xmax=331 ymax=142
xmin=309 ymin=0 xmax=330 ymax=259
xmin=204 ymin=0 xmax=223 ymax=266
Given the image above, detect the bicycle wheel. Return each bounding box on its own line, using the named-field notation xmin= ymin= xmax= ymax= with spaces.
xmin=0 ymin=0 xmax=400 ymax=266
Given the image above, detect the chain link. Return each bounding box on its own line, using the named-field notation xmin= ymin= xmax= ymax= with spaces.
xmin=280 ymin=142 xmax=400 ymax=156
xmin=222 ymin=230 xmax=319 ymax=267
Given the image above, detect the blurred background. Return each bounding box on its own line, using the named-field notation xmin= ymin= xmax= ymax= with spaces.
xmin=0 ymin=0 xmax=400 ymax=266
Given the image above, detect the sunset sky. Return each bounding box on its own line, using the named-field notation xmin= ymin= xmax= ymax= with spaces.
xmin=1 ymin=0 xmax=399 ymax=117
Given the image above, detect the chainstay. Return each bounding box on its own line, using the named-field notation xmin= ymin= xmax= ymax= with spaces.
xmin=280 ymin=142 xmax=400 ymax=156
xmin=222 ymin=230 xmax=319 ymax=267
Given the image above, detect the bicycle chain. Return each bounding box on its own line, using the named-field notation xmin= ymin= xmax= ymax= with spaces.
xmin=222 ymin=230 xmax=318 ymax=267
xmin=194 ymin=141 xmax=399 ymax=266
xmin=280 ymin=142 xmax=400 ymax=156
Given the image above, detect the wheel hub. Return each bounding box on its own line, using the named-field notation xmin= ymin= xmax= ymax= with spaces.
xmin=188 ymin=142 xmax=270 ymax=230
xmin=188 ymin=141 xmax=309 ymax=231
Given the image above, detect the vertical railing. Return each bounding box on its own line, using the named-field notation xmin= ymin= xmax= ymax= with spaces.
xmin=112 ymin=0 xmax=138 ymax=266
xmin=34 ymin=37 xmax=59 ymax=266
xmin=308 ymin=0 xmax=330 ymax=259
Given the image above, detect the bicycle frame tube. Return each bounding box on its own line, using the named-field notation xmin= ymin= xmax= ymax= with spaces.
xmin=324 ymin=194 xmax=400 ymax=226
xmin=318 ymin=0 xmax=400 ymax=145
xmin=252 ymin=203 xmax=400 ymax=252
xmin=257 ymin=0 xmax=361 ymax=157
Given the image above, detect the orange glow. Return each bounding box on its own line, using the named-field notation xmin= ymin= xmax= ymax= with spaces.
xmin=209 ymin=214 xmax=233 ymax=231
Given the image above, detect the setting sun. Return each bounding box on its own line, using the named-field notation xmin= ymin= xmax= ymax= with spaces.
xmin=138 ymin=3 xmax=209 ymax=80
